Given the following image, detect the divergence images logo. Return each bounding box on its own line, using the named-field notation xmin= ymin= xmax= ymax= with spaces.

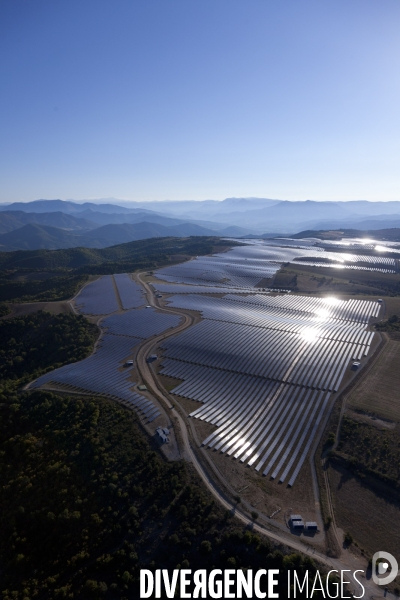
xmin=372 ymin=551 xmax=398 ymax=586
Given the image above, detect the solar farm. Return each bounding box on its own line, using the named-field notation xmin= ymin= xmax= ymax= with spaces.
xmin=158 ymin=293 xmax=378 ymax=485
xmin=155 ymin=240 xmax=399 ymax=288
xmin=29 ymin=239 xmax=386 ymax=489
xmin=75 ymin=273 xmax=145 ymax=314
xmin=31 ymin=274 xmax=181 ymax=423
xmin=153 ymin=240 xmax=383 ymax=486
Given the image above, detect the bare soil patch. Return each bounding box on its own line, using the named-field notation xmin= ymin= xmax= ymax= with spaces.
xmin=383 ymin=296 xmax=400 ymax=318
xmin=346 ymin=409 xmax=396 ymax=430
xmin=205 ymin=442 xmax=322 ymax=534
xmin=9 ymin=271 xmax=59 ymax=281
xmin=172 ymin=395 xmax=202 ymax=416
xmin=3 ymin=301 xmax=72 ymax=318
xmin=255 ymin=278 xmax=273 ymax=288
xmin=347 ymin=339 xmax=400 ymax=421
xmin=273 ymin=263 xmax=400 ymax=296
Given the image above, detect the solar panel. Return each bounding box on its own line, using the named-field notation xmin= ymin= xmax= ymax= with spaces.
xmin=75 ymin=275 xmax=119 ymax=315
xmin=114 ymin=273 xmax=146 ymax=309
xmin=30 ymin=306 xmax=180 ymax=423
xmin=157 ymin=273 xmax=378 ymax=485
xmin=32 ymin=236 xmax=383 ymax=487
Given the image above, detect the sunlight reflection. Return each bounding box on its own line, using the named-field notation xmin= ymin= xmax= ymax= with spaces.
xmin=324 ymin=296 xmax=341 ymax=305
xmin=301 ymin=327 xmax=319 ymax=343
xmin=315 ymin=308 xmax=330 ymax=320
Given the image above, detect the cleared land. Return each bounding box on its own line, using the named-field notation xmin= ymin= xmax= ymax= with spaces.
xmin=347 ymin=339 xmax=400 ymax=422
xmin=1 ymin=300 xmax=72 ymax=318
xmin=382 ymin=296 xmax=400 ymax=318
xmin=328 ymin=462 xmax=400 ymax=561
xmin=272 ymin=263 xmax=400 ymax=296
xmin=322 ymin=332 xmax=400 ymax=572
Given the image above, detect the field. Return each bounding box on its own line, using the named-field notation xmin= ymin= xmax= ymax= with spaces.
xmin=347 ymin=339 xmax=400 ymax=421
xmin=382 ymin=295 xmax=400 ymax=318
xmin=1 ymin=300 xmax=72 ymax=318
xmin=321 ymin=317 xmax=400 ymax=574
xmin=272 ymin=263 xmax=400 ymax=296
xmin=328 ymin=462 xmax=400 ymax=560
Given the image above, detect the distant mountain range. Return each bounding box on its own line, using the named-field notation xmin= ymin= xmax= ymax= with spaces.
xmin=0 ymin=221 xmax=229 ymax=251
xmin=0 ymin=210 xmax=96 ymax=234
xmin=0 ymin=197 xmax=400 ymax=250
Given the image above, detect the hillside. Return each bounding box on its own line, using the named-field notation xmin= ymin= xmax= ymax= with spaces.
xmin=0 ymin=199 xmax=140 ymax=214
xmin=0 ymin=236 xmax=219 ymax=271
xmin=82 ymin=221 xmax=217 ymax=246
xmin=0 ymin=211 xmax=96 ymax=234
xmin=0 ymin=222 xmax=220 ymax=251
xmin=0 ymin=224 xmax=86 ymax=251
xmin=75 ymin=209 xmax=186 ymax=227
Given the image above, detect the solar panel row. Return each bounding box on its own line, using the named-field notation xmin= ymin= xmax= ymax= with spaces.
xmin=151 ymin=283 xmax=270 ymax=295
xmin=159 ymin=359 xmax=330 ymax=485
xmin=223 ymin=293 xmax=380 ymax=323
xmin=31 ymin=333 xmax=160 ymax=421
xmin=156 ymin=271 xmax=379 ymax=485
xmin=165 ymin=294 xmax=374 ymax=344
xmin=31 ymin=307 xmax=181 ymax=422
xmin=75 ymin=273 xmax=148 ymax=315
xmin=162 ymin=319 xmax=372 ymax=392
xmin=155 ymin=242 xmax=397 ymax=288
xmin=114 ymin=273 xmax=145 ymax=309
xmin=292 ymin=260 xmax=395 ymax=273
xmin=75 ymin=275 xmax=119 ymax=315
xmin=103 ymin=309 xmax=181 ymax=339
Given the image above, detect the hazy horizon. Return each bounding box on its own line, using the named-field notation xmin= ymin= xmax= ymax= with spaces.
xmin=2 ymin=197 xmax=400 ymax=205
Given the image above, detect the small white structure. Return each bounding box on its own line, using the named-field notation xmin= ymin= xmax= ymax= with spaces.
xmin=156 ymin=427 xmax=170 ymax=443
xmin=290 ymin=514 xmax=302 ymax=523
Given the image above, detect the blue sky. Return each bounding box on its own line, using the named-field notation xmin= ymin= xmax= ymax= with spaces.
xmin=1 ymin=0 xmax=399 ymax=202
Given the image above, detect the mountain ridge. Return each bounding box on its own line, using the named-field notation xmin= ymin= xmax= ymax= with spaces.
xmin=0 ymin=221 xmax=238 ymax=251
